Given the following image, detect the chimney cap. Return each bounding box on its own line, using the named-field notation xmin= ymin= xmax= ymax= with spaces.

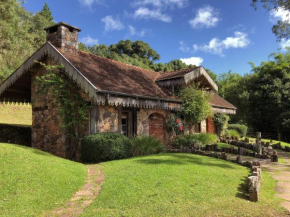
xmin=44 ymin=22 xmax=81 ymax=32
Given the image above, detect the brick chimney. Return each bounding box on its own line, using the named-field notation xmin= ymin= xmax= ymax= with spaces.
xmin=44 ymin=22 xmax=81 ymax=53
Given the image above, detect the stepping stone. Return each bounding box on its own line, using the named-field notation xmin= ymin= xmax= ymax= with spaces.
xmin=49 ymin=164 xmax=105 ymax=216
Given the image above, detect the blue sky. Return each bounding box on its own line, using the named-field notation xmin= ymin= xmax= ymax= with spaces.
xmin=23 ymin=0 xmax=290 ymax=75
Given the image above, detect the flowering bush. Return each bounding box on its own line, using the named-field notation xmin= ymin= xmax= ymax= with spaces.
xmin=166 ymin=116 xmax=184 ymax=135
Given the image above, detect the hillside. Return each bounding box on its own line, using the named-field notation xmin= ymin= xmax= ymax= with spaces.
xmin=0 ymin=143 xmax=87 ymax=217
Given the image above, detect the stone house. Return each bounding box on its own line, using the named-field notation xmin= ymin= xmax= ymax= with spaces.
xmin=0 ymin=22 xmax=236 ymax=158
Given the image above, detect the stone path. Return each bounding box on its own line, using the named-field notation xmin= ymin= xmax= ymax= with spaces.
xmin=51 ymin=164 xmax=105 ymax=217
xmin=262 ymin=150 xmax=290 ymax=212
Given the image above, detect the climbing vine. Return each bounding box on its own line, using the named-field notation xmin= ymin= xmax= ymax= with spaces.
xmin=178 ymin=83 xmax=212 ymax=126
xmin=35 ymin=62 xmax=90 ymax=159
xmin=214 ymin=113 xmax=230 ymax=136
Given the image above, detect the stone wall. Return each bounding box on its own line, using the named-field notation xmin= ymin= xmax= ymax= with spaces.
xmin=31 ymin=59 xmax=90 ymax=158
xmin=200 ymin=119 xmax=207 ymax=133
xmin=46 ymin=24 xmax=79 ymax=53
xmin=94 ymin=105 xmax=119 ymax=133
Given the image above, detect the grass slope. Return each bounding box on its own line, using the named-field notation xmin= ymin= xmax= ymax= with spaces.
xmin=82 ymin=153 xmax=285 ymax=217
xmin=0 ymin=103 xmax=32 ymax=126
xmin=0 ymin=143 xmax=87 ymax=217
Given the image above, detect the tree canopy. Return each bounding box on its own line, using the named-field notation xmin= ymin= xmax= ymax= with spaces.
xmin=252 ymin=0 xmax=290 ymax=40
xmin=218 ymin=50 xmax=290 ymax=141
xmin=0 ymin=1 xmax=54 ymax=82
xmin=79 ymin=41 xmax=197 ymax=73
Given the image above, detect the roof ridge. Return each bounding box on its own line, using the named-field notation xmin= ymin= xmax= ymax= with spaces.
xmin=163 ymin=66 xmax=201 ymax=74
xmin=77 ymin=49 xmax=158 ymax=74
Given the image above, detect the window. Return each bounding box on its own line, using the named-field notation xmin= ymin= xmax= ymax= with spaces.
xmin=121 ymin=112 xmax=129 ymax=136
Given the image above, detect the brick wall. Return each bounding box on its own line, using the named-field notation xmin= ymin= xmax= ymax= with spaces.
xmin=149 ymin=113 xmax=165 ymax=144
xmin=206 ymin=117 xmax=215 ymax=134
xmin=137 ymin=109 xmax=173 ymax=145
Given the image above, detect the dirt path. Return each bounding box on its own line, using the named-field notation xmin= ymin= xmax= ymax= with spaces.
xmin=262 ymin=150 xmax=290 ymax=212
xmin=52 ymin=164 xmax=105 ymax=217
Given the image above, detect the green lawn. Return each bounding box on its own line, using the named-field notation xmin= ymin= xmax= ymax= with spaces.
xmin=81 ymin=153 xmax=285 ymax=217
xmin=0 ymin=143 xmax=87 ymax=217
xmin=217 ymin=142 xmax=234 ymax=149
xmin=0 ymin=103 xmax=32 ymax=126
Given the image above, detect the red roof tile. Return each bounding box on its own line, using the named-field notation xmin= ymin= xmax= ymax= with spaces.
xmin=209 ymin=92 xmax=237 ymax=109
xmin=60 ymin=49 xmax=176 ymax=100
xmin=59 ymin=48 xmax=236 ymax=110
xmin=156 ymin=67 xmax=200 ymax=81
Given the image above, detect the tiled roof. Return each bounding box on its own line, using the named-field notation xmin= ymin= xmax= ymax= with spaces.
xmin=60 ymin=49 xmax=176 ymax=100
xmin=156 ymin=67 xmax=200 ymax=81
xmin=59 ymin=48 xmax=236 ymax=110
xmin=209 ymin=92 xmax=237 ymax=109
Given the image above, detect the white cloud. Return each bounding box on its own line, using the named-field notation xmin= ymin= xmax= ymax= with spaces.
xmin=132 ymin=0 xmax=188 ymax=9
xmin=193 ymin=31 xmax=250 ymax=56
xmin=180 ymin=57 xmax=204 ymax=66
xmin=80 ymin=36 xmax=99 ymax=46
xmin=270 ymin=7 xmax=290 ymax=23
xmin=128 ymin=25 xmax=148 ymax=37
xmin=101 ymin=15 xmax=124 ymax=32
xmin=133 ymin=7 xmax=172 ymax=22
xmin=179 ymin=41 xmax=190 ymax=52
xmin=189 ymin=5 xmax=219 ymax=29
xmin=280 ymin=38 xmax=290 ymax=49
xmin=78 ymin=0 xmax=105 ymax=7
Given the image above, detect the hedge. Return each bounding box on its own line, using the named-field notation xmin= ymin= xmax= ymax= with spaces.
xmin=228 ymin=124 xmax=248 ymax=137
xmin=225 ymin=129 xmax=241 ymax=139
xmin=81 ymin=132 xmax=132 ymax=163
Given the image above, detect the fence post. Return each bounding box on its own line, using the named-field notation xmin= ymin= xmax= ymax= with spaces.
xmin=256 ymin=132 xmax=262 ymax=155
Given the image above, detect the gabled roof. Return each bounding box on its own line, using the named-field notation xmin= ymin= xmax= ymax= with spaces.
xmin=209 ymin=92 xmax=236 ymax=110
xmin=0 ymin=42 xmax=182 ymax=110
xmin=209 ymin=92 xmax=237 ymax=114
xmin=156 ymin=66 xmax=219 ymax=92
xmin=0 ymin=42 xmax=236 ymax=113
xmin=58 ymin=49 xmax=174 ymax=100
xmin=157 ymin=67 xmax=200 ymax=81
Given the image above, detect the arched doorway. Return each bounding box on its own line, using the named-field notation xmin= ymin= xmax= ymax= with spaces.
xmin=149 ymin=113 xmax=165 ymax=144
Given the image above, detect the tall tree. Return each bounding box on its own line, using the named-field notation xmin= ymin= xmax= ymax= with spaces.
xmin=39 ymin=3 xmax=53 ymax=22
xmin=0 ymin=0 xmax=34 ymax=82
xmin=217 ymin=71 xmax=251 ymax=124
xmin=248 ymin=52 xmax=290 ymax=140
xmin=0 ymin=1 xmax=54 ymax=83
xmin=252 ymin=0 xmax=290 ymax=40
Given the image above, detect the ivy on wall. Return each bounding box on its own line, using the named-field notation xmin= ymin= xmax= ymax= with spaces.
xmin=35 ymin=62 xmax=91 ymax=159
xmin=178 ymin=83 xmax=212 ymax=126
xmin=214 ymin=113 xmax=230 ymax=136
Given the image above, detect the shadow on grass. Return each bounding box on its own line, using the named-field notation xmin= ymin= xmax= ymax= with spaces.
xmin=135 ymin=153 xmax=236 ymax=169
xmin=235 ymin=176 xmax=249 ymax=200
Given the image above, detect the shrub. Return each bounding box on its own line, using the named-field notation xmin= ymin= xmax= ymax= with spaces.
xmin=228 ymin=124 xmax=248 ymax=137
xmin=179 ymin=83 xmax=212 ymax=124
xmin=191 ymin=133 xmax=218 ymax=145
xmin=81 ymin=133 xmax=132 ymax=163
xmin=214 ymin=113 xmax=230 ymax=136
xmin=172 ymin=135 xmax=202 ymax=148
xmin=225 ymin=129 xmax=241 ymax=139
xmin=131 ymin=136 xmax=165 ymax=156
